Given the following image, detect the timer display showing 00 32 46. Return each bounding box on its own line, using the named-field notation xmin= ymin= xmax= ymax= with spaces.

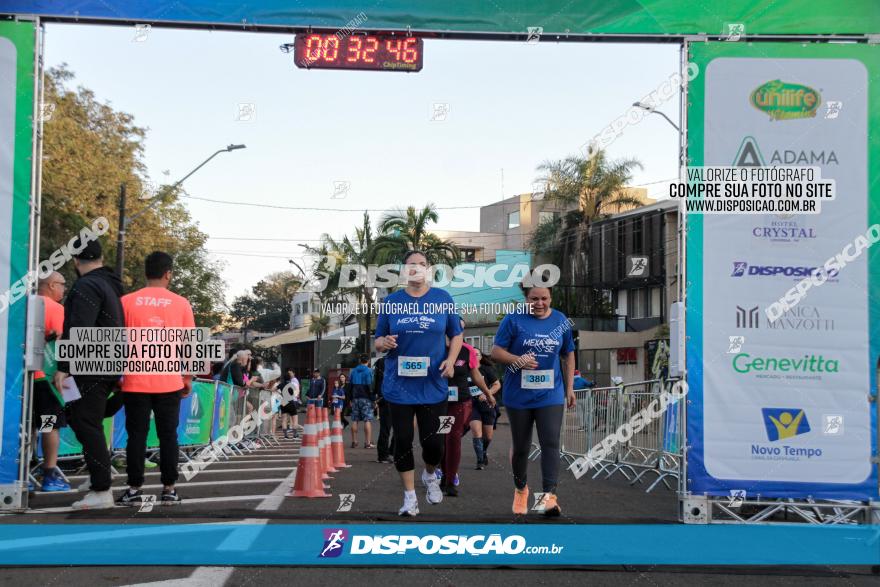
xmin=294 ymin=34 xmax=423 ymax=72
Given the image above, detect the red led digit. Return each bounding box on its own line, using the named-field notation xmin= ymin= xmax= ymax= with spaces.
xmin=386 ymin=39 xmax=402 ymax=60
xmin=305 ymin=34 xmax=323 ymax=62
xmin=347 ymin=36 xmax=363 ymax=62
xmin=322 ymin=36 xmax=339 ymax=61
xmin=363 ymin=37 xmax=378 ymax=62
xmin=402 ymin=38 xmax=418 ymax=63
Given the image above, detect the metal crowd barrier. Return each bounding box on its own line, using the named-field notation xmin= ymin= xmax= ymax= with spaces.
xmin=30 ymin=379 xmax=283 ymax=487
xmin=561 ymin=379 xmax=685 ymax=493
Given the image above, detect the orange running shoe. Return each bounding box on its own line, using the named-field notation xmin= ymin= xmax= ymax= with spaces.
xmin=542 ymin=493 xmax=561 ymax=517
xmin=512 ymin=486 xmax=529 ymax=515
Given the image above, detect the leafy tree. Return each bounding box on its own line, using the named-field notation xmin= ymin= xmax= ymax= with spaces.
xmin=40 ymin=64 xmax=226 ymax=325
xmin=229 ymin=271 xmax=300 ymax=339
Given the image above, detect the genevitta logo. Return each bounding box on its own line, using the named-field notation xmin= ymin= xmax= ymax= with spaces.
xmin=319 ymin=529 xmax=348 ymax=558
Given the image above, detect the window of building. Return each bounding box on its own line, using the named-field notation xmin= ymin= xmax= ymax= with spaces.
xmin=632 ymin=219 xmax=644 ymax=253
xmin=616 ymin=347 xmax=638 ymax=365
xmin=461 ymin=247 xmax=477 ymax=262
xmin=465 ymin=335 xmax=481 ymax=350
xmin=650 ymin=287 xmax=662 ymax=318
xmin=482 ymin=335 xmax=494 ymax=354
xmin=628 ymin=288 xmax=647 ymax=319
xmin=538 ymin=211 xmax=558 ymax=225
xmin=508 ymin=211 xmax=520 ymax=229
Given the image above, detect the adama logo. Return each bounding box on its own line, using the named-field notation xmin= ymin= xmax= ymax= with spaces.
xmin=750 ymin=80 xmax=820 ymax=120
xmin=319 ymin=528 xmax=347 ymax=558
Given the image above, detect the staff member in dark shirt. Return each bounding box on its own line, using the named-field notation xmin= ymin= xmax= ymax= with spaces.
xmin=53 ymin=239 xmax=124 ymax=510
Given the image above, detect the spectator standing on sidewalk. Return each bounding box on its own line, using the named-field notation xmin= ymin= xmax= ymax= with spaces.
xmin=116 ymin=251 xmax=195 ymax=506
xmin=53 ymin=239 xmax=124 ymax=510
xmin=32 ymin=272 xmax=70 ymax=492
xmin=348 ymin=354 xmax=375 ymax=448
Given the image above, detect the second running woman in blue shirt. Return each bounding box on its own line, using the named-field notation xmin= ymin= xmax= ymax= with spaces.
xmin=374 ymin=250 xmax=463 ymax=517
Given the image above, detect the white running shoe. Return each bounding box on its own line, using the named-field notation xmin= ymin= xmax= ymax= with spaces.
xmin=398 ymin=492 xmax=420 ymax=517
xmin=421 ymin=469 xmax=444 ymax=505
xmin=72 ymin=490 xmax=115 ymax=510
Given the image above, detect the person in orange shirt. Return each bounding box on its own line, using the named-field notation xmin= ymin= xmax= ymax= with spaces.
xmin=117 ymin=251 xmax=195 ymax=506
xmin=32 ymin=271 xmax=70 ymax=492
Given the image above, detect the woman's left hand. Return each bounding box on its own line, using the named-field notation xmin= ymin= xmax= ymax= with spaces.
xmin=439 ymin=359 xmax=454 ymax=379
xmin=566 ymin=390 xmax=576 ymax=409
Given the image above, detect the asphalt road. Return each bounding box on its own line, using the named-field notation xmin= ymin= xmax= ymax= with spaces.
xmin=1 ymin=412 xmax=876 ymax=585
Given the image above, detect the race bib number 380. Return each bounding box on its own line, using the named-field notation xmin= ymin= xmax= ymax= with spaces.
xmin=398 ymin=357 xmax=429 ymax=377
xmin=521 ymin=369 xmax=554 ymax=389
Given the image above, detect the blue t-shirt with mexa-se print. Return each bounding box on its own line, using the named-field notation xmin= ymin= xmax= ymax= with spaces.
xmin=494 ymin=309 xmax=574 ymax=409
xmin=375 ymin=287 xmax=463 ymax=405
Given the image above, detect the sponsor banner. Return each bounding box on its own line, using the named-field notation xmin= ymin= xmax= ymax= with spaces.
xmin=0 ymin=524 xmax=876 ymax=565
xmin=37 ymin=418 xmax=111 ymax=458
xmin=212 ymin=382 xmax=232 ymax=441
xmin=1 ymin=2 xmax=880 ymax=36
xmin=686 ymin=42 xmax=879 ymax=499
xmin=177 ymin=380 xmax=216 ymax=446
xmin=0 ymin=21 xmax=34 ymax=485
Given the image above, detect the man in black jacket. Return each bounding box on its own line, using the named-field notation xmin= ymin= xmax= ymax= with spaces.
xmin=53 ymin=239 xmax=123 ymax=510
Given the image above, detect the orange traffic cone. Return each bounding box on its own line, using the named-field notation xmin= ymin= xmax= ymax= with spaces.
xmin=287 ymin=403 xmax=330 ymax=498
xmin=331 ymin=408 xmax=351 ymax=468
xmin=321 ymin=407 xmax=339 ymax=474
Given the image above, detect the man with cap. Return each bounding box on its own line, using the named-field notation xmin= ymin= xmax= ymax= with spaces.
xmin=53 ymin=238 xmax=124 ymax=510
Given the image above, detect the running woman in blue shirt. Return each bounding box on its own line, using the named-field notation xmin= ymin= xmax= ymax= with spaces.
xmin=375 ymin=250 xmax=463 ymax=517
xmin=491 ymin=284 xmax=575 ymax=517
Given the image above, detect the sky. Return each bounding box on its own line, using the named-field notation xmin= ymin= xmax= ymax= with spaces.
xmin=43 ymin=24 xmax=679 ymax=303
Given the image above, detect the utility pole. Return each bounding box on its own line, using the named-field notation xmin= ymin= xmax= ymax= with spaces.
xmin=115 ymin=143 xmax=246 ymax=281
xmin=115 ymin=183 xmax=126 ymax=277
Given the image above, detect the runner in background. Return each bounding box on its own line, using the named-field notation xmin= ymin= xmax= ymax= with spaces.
xmin=336 ymin=372 xmax=350 ymax=429
xmin=116 ymin=251 xmax=195 ymax=506
xmin=280 ymin=367 xmax=300 ymax=439
xmin=469 ymin=349 xmax=501 ymax=470
xmin=31 ymin=272 xmax=70 ymax=492
xmin=348 ymin=354 xmax=375 ymax=448
xmin=441 ymin=318 xmax=491 ymax=496
xmin=373 ymin=355 xmax=394 ymax=464
xmin=491 ymin=285 xmax=575 ymax=517
xmin=374 ymin=250 xmax=462 ymax=517
xmin=53 ymin=238 xmax=124 ymax=510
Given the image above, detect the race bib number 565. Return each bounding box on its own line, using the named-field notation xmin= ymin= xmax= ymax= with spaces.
xmin=398 ymin=357 xmax=429 ymax=377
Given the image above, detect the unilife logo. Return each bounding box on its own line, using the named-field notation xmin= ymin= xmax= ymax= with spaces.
xmin=319 ymin=529 xmax=348 ymax=558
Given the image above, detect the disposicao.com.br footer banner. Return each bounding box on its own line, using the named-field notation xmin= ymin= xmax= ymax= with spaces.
xmin=0 ymin=524 xmax=877 ymax=565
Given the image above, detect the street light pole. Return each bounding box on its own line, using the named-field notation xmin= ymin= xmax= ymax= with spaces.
xmin=116 ymin=143 xmax=246 ymax=279
xmin=632 ymin=102 xmax=680 ymax=131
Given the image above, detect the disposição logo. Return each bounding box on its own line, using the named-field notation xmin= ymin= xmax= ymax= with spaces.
xmin=319 ymin=529 xmax=348 ymax=558
xmin=750 ymin=80 xmax=820 ymax=120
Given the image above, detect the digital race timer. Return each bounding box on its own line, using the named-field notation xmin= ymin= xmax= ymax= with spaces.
xmin=293 ymin=34 xmax=423 ymax=72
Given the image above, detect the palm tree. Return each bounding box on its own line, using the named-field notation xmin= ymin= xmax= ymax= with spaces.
xmin=373 ymin=204 xmax=460 ymax=266
xmin=309 ymin=313 xmax=332 ymax=370
xmin=530 ymin=149 xmax=643 ymax=319
xmin=314 ymin=212 xmax=379 ymax=354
